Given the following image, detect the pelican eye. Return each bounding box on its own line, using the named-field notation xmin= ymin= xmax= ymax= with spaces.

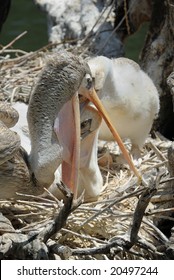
xmin=85 ymin=73 xmax=93 ymax=90
xmin=81 ymin=118 xmax=92 ymax=139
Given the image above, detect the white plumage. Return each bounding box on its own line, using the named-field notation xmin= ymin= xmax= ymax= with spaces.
xmin=88 ymin=56 xmax=160 ymax=156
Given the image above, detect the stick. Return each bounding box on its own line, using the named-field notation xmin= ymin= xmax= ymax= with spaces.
xmin=128 ymin=179 xmax=157 ymax=246
xmin=80 ymin=187 xmax=146 ymax=227
xmin=0 ymin=31 xmax=27 ymax=54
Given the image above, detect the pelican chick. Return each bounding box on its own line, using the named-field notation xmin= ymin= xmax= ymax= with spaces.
xmin=87 ymin=56 xmax=160 ymax=158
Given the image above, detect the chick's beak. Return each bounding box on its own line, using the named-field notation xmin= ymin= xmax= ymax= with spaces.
xmin=79 ymin=75 xmax=141 ymax=181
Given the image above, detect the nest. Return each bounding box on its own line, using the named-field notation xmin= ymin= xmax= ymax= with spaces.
xmin=0 ymin=45 xmax=174 ymax=260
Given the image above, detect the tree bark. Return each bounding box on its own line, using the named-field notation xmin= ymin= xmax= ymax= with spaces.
xmin=140 ymin=0 xmax=174 ymax=139
xmin=167 ymin=72 xmax=174 ymax=112
xmin=114 ymin=0 xmax=152 ymax=40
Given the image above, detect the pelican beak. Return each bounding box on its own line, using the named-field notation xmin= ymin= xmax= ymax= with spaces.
xmin=79 ymin=75 xmax=141 ymax=181
xmin=54 ymin=92 xmax=80 ymax=199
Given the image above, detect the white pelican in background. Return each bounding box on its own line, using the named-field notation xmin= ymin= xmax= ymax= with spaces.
xmin=87 ymin=56 xmax=160 ymax=158
xmin=0 ymin=51 xmax=140 ymax=201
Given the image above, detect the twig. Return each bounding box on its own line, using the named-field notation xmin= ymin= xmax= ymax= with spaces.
xmin=81 ymin=2 xmax=112 ymax=46
xmin=151 ymin=160 xmax=168 ymax=169
xmin=137 ymin=239 xmax=164 ymax=257
xmin=48 ymin=240 xmax=72 ymax=259
xmin=42 ymin=187 xmax=61 ymax=204
xmin=72 ymin=237 xmax=125 ymax=256
xmin=15 ymin=192 xmax=58 ymax=204
xmin=1 ymin=49 xmax=28 ymax=55
xmin=71 ymin=235 xmax=158 ymax=257
xmin=147 ymin=207 xmax=174 ymax=216
xmin=128 ymin=179 xmax=157 ymax=246
xmin=80 ymin=187 xmax=146 ymax=226
xmin=38 ymin=194 xmax=73 ymax=242
xmin=38 ymin=185 xmax=83 ymax=243
xmin=15 ymin=199 xmax=54 ymax=211
xmin=61 ymin=228 xmax=107 ymax=244
xmin=160 ymin=176 xmax=174 ymax=184
xmin=148 ymin=141 xmax=168 ymax=163
xmin=0 ymin=31 xmax=27 ymax=54
xmin=151 ymin=194 xmax=174 ymax=203
xmin=143 ymin=218 xmax=169 ymax=243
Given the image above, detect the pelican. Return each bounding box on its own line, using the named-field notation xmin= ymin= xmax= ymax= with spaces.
xmin=0 ymin=51 xmax=140 ymax=201
xmin=0 ymin=102 xmax=43 ymax=199
xmin=87 ymin=56 xmax=160 ymax=158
